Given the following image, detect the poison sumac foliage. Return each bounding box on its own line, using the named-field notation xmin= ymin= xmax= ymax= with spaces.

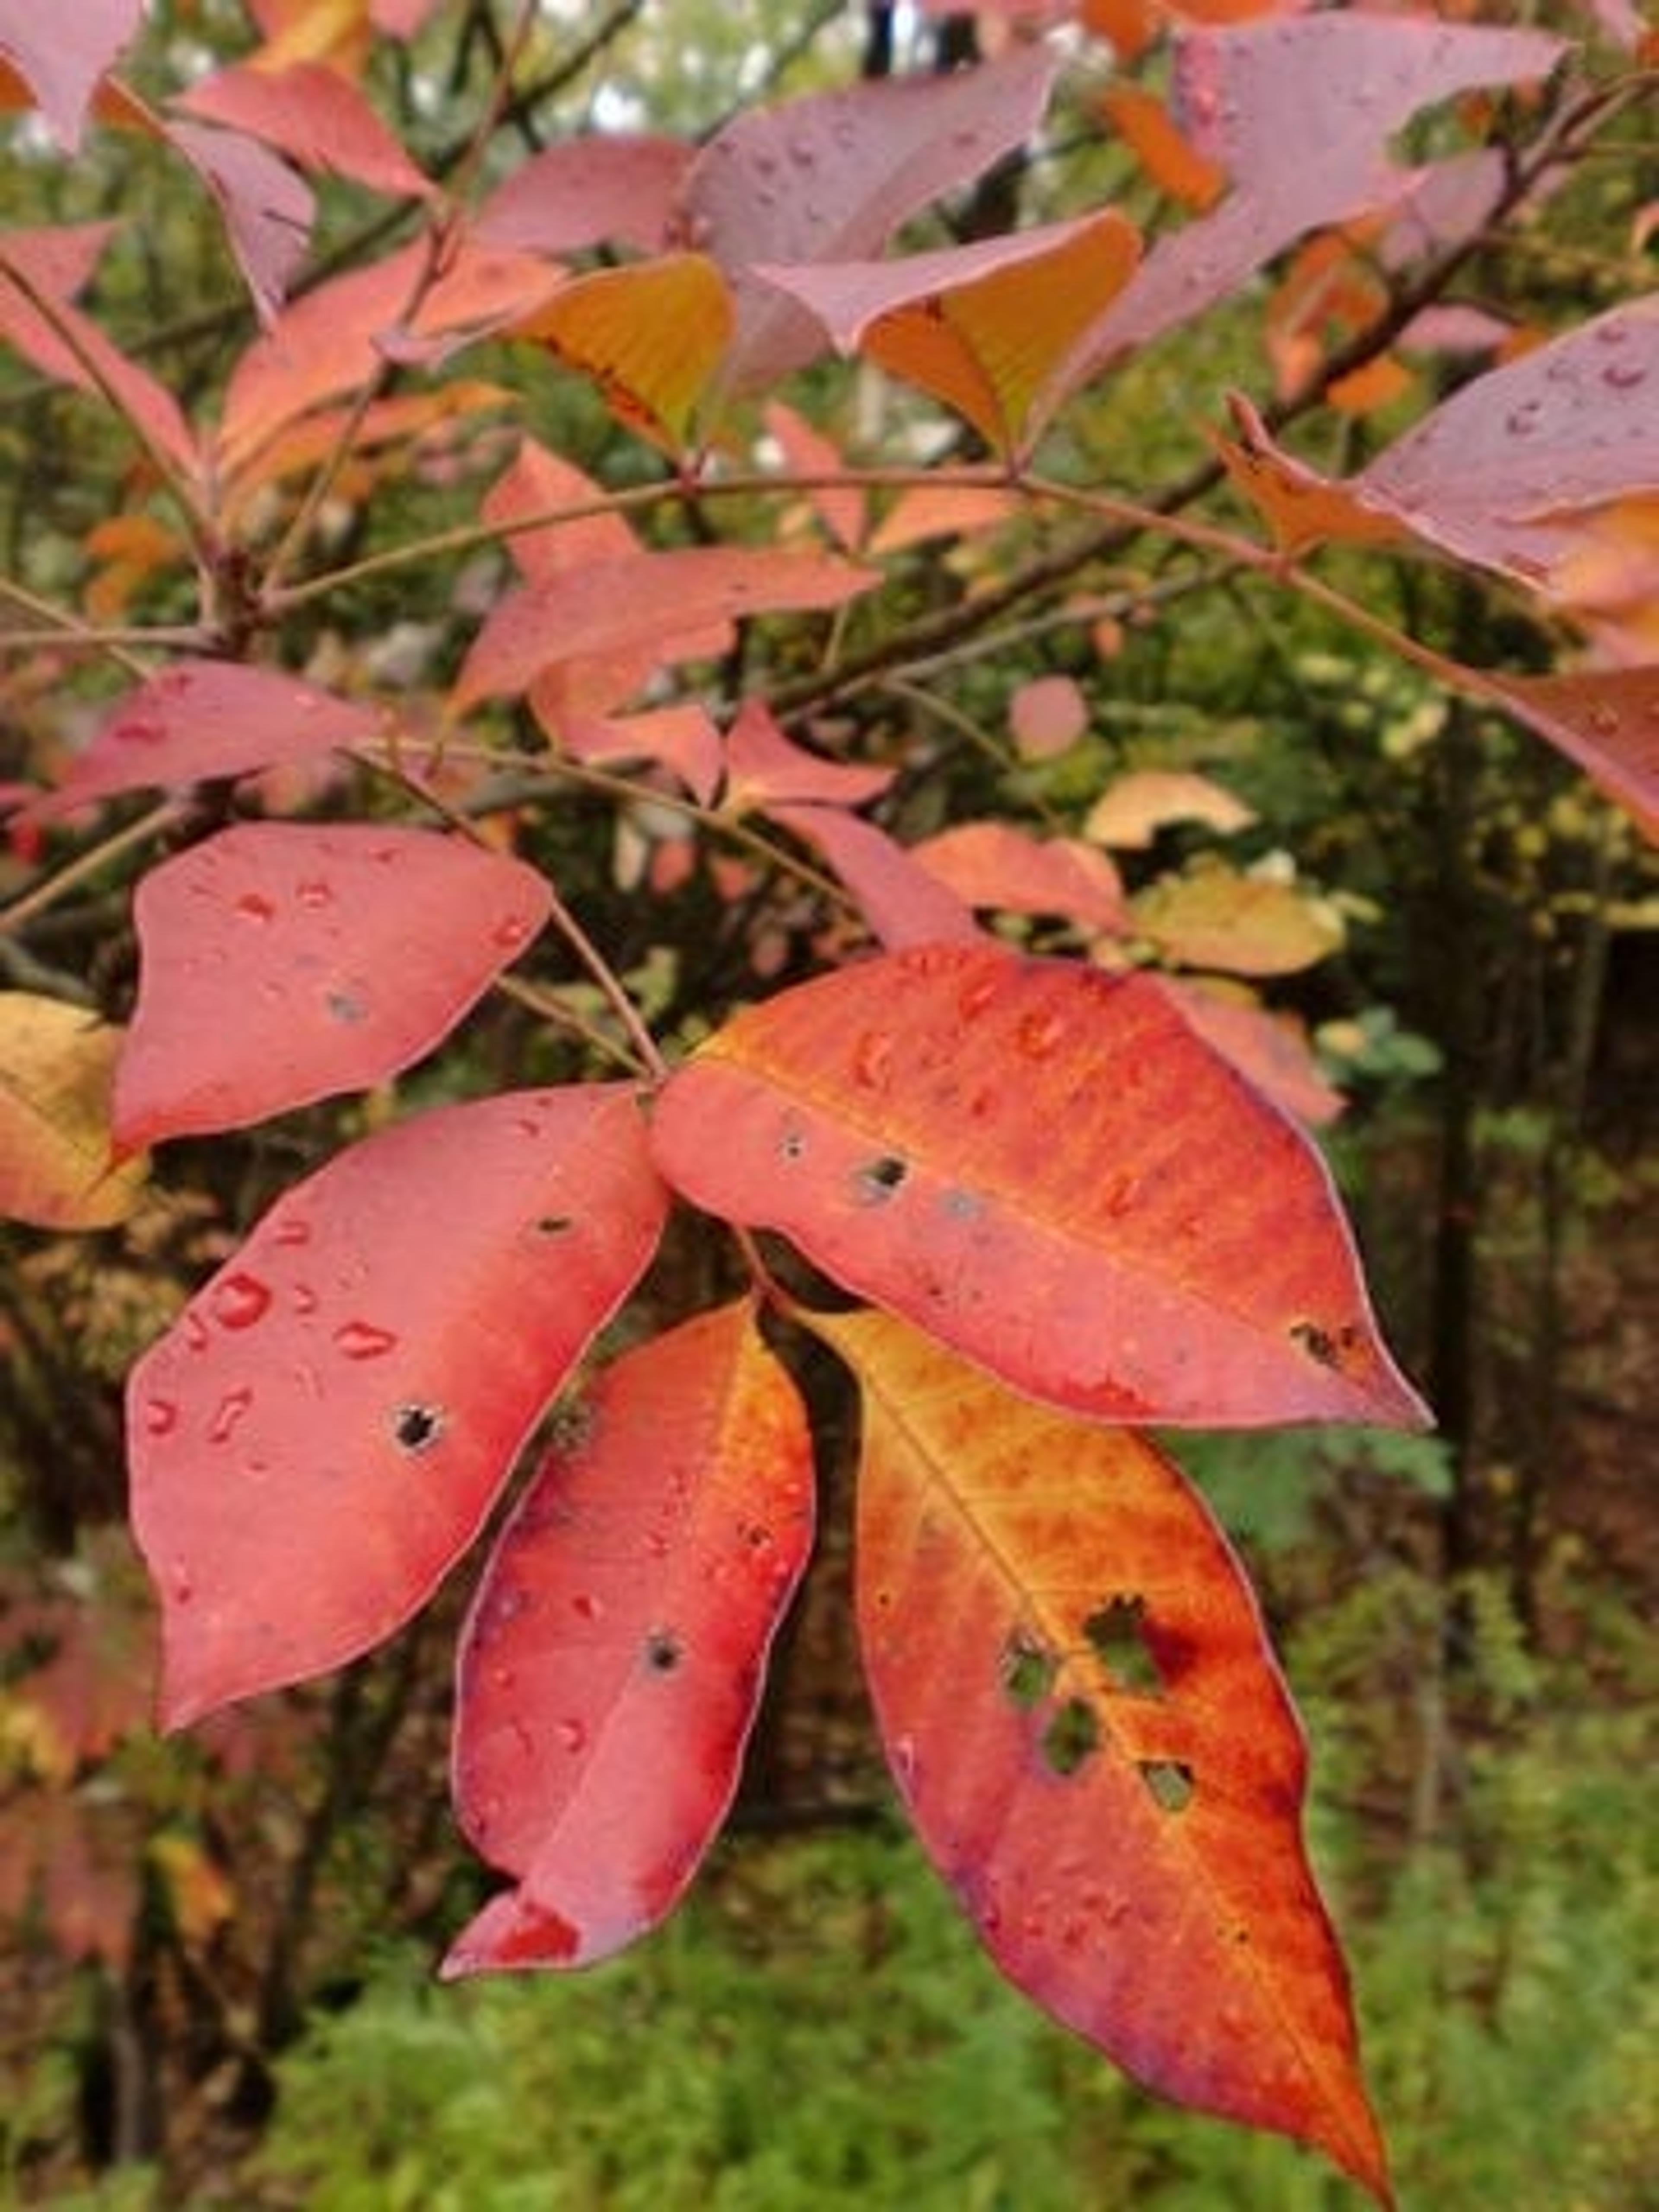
xmin=1 ymin=2 xmax=1652 ymax=2201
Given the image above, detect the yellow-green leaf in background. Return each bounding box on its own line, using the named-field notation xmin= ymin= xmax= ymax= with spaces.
xmin=0 ymin=992 xmax=148 ymax=1229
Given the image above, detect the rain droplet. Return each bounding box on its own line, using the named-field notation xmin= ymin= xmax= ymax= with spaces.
xmin=492 ymin=914 xmax=531 ymax=950
xmin=143 ymin=1396 xmax=180 ymax=1437
xmin=296 ymin=879 xmax=334 ymax=909
xmin=852 ymin=1030 xmax=894 ymax=1089
xmin=291 ymin=1283 xmax=319 ymax=1316
xmin=891 ymin=1733 xmax=918 ymax=1788
xmin=333 ymin=1319 xmax=398 ymax=1360
xmin=207 ymin=1386 xmax=254 ymax=1444
xmin=182 ymin=1311 xmax=211 ymax=1353
xmin=557 ymin=1717 xmax=588 ymax=1753
xmin=234 ymin=893 xmax=276 ymax=923
xmin=210 ymin=1272 xmax=272 ymax=1331
xmin=571 ymin=1592 xmax=602 ymax=1621
xmin=271 ymin=1215 xmax=311 ymax=1249
xmin=114 ymin=717 xmax=166 ymax=747
xmin=168 ymin=1560 xmax=194 ymax=1605
xmin=1017 ymin=1007 xmax=1067 ymax=1058
xmin=1603 ymin=361 xmax=1646 ymax=393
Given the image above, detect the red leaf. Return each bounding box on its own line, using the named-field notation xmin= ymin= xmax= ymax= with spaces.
xmin=817 ymin=1309 xmax=1392 ymax=2207
xmin=649 ymin=945 xmax=1426 ymax=1429
xmin=1160 ymin=980 xmax=1344 ymax=1130
xmin=19 ymin=661 xmax=380 ymax=822
xmin=477 ymin=134 xmax=692 ymax=257
xmin=763 ymin=401 xmax=867 ymax=553
xmin=444 ymin=1302 xmax=814 ymax=1974
xmin=766 ymin=806 xmax=981 ymax=953
xmin=0 ymin=225 xmax=197 ymax=474
xmin=911 ymin=822 xmax=1128 ymax=936
xmin=677 ymin=44 xmax=1058 ymax=391
xmin=721 ymin=699 xmax=893 ymax=812
xmin=173 ymin=62 xmax=434 ymax=201
xmin=455 ymin=548 xmax=875 ymax=712
xmin=563 ymin=706 xmax=724 ymax=807
xmin=0 ymin=0 xmax=139 ymax=149
xmin=114 ymin=825 xmax=553 ymax=1150
xmin=129 ymin=1086 xmax=669 ymax=1725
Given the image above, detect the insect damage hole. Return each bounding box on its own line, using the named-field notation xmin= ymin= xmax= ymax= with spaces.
xmin=391 ymin=1402 xmax=445 ymax=1453
xmin=1083 ymin=1595 xmax=1166 ymax=1697
xmin=644 ymin=1630 xmax=683 ymax=1675
xmin=852 ymin=1154 xmax=909 ymax=1205
xmin=1137 ymin=1759 xmax=1195 ymax=1814
xmin=1040 ymin=1697 xmax=1100 ymax=1778
xmin=1001 ymin=1632 xmax=1058 ymax=1712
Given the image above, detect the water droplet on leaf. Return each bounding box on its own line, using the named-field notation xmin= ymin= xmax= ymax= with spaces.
xmin=210 ymin=1272 xmax=272 ymax=1331
xmin=333 ymin=1319 xmax=398 ymax=1360
xmin=207 ymin=1386 xmax=254 ymax=1445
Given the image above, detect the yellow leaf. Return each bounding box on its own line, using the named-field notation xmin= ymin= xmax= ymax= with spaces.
xmin=0 ymin=992 xmax=148 ymax=1228
xmin=518 ymin=254 xmax=733 ymax=455
xmin=1132 ymin=861 xmax=1344 ymax=977
xmin=864 ymin=213 xmax=1140 ymax=460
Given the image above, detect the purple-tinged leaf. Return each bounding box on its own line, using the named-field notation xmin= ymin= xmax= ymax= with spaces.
xmin=0 ymin=0 xmax=139 ymax=149
xmin=477 ymin=135 xmax=692 ymax=257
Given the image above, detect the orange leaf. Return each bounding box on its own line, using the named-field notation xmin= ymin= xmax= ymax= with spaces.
xmin=1101 ymin=84 xmax=1226 ymax=211
xmin=0 ymin=992 xmax=147 ymax=1229
xmin=445 ymin=1302 xmax=814 ymax=1974
xmin=517 ymin=254 xmax=733 ymax=454
xmin=859 ymin=213 xmax=1140 ymax=459
xmin=813 ymin=1309 xmax=1391 ymax=2204
xmin=1084 ymin=768 xmax=1256 ymax=848
xmin=648 ymin=944 xmax=1427 ymax=1429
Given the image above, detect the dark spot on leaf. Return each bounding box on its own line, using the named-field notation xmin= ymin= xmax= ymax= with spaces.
xmin=1138 ymin=1759 xmax=1195 ymax=1813
xmin=1083 ymin=1595 xmax=1166 ymax=1697
xmin=391 ymin=1402 xmax=445 ymax=1453
xmin=853 ymin=1154 xmax=909 ymax=1205
xmin=324 ymin=988 xmax=369 ymax=1024
xmin=1040 ymin=1697 xmax=1100 ymax=1777
xmin=645 ymin=1630 xmax=682 ymax=1675
xmin=779 ymin=1122 xmax=808 ymax=1162
xmin=1002 ymin=1633 xmax=1057 ymax=1711
xmin=1290 ymin=1319 xmax=1361 ymax=1370
xmin=534 ymin=1214 xmax=574 ymax=1236
xmin=939 ymin=1186 xmax=984 ymax=1221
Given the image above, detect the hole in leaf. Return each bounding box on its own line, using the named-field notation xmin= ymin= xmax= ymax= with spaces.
xmin=853 ymin=1154 xmax=909 ymax=1205
xmin=391 ymin=1402 xmax=445 ymax=1453
xmin=644 ymin=1630 xmax=682 ymax=1675
xmin=1001 ymin=1633 xmax=1058 ymax=1711
xmin=1289 ymin=1319 xmax=1360 ymax=1370
xmin=1083 ymin=1595 xmax=1166 ymax=1697
xmin=779 ymin=1123 xmax=808 ymax=1162
xmin=1040 ymin=1697 xmax=1100 ymax=1777
xmin=1137 ymin=1759 xmax=1194 ymax=1813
